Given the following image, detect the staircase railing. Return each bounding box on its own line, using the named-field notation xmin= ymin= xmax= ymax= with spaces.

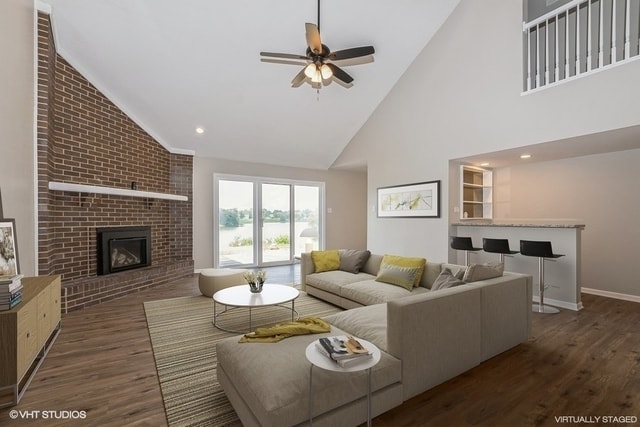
xmin=523 ymin=0 xmax=640 ymax=93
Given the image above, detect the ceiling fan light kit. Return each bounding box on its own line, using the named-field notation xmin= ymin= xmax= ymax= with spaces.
xmin=260 ymin=0 xmax=374 ymax=90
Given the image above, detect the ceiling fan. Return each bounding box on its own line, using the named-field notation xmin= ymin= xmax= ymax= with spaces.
xmin=260 ymin=0 xmax=375 ymax=89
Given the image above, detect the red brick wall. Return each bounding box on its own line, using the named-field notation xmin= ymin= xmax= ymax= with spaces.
xmin=37 ymin=13 xmax=193 ymax=312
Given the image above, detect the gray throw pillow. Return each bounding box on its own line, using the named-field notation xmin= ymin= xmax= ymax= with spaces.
xmin=339 ymin=249 xmax=371 ymax=274
xmin=431 ymin=268 xmax=465 ymax=291
xmin=463 ymin=262 xmax=504 ymax=282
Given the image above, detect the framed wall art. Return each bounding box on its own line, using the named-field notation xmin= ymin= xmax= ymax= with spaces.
xmin=0 ymin=219 xmax=19 ymax=279
xmin=377 ymin=180 xmax=440 ymax=218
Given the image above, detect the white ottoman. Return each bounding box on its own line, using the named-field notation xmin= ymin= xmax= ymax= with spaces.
xmin=198 ymin=268 xmax=249 ymax=297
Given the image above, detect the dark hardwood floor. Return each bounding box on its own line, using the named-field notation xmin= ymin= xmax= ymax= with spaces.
xmin=1 ymin=268 xmax=638 ymax=426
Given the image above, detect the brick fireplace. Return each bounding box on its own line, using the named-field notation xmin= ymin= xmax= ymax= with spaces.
xmin=36 ymin=12 xmax=194 ymax=312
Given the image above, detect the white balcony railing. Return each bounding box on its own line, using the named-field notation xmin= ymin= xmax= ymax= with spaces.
xmin=523 ymin=0 xmax=640 ymax=93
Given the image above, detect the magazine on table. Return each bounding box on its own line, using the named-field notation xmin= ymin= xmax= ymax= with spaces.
xmin=316 ymin=336 xmax=372 ymax=366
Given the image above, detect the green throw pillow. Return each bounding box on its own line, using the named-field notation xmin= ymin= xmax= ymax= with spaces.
xmin=380 ymin=255 xmax=426 ymax=287
xmin=375 ymin=264 xmax=422 ymax=291
xmin=311 ymin=250 xmax=340 ymax=273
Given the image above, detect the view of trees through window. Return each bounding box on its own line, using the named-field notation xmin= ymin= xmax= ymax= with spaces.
xmin=216 ymin=177 xmax=322 ymax=267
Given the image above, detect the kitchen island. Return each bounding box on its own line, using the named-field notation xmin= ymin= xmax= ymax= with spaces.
xmin=450 ymin=220 xmax=585 ymax=311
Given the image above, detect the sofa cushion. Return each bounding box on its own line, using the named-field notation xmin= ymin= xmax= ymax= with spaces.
xmin=380 ymin=255 xmax=426 ymax=287
xmin=306 ymin=271 xmax=376 ymax=295
xmin=340 ymin=280 xmax=429 ymax=306
xmin=216 ymin=325 xmax=402 ymax=427
xmin=431 ymin=267 xmax=465 ymax=291
xmin=375 ymin=264 xmax=422 ymax=290
xmin=339 ymin=249 xmax=371 ymax=274
xmin=323 ymin=304 xmax=388 ymax=352
xmin=311 ymin=250 xmax=340 ymax=273
xmin=463 ymin=262 xmax=504 ymax=282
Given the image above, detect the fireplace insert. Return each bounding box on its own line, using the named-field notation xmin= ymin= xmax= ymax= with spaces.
xmin=96 ymin=226 xmax=151 ymax=275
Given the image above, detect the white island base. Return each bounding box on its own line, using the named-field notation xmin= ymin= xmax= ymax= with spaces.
xmin=451 ymin=220 xmax=585 ymax=311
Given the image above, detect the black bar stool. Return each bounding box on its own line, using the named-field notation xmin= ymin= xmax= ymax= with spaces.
xmin=520 ymin=240 xmax=564 ymax=314
xmin=450 ymin=236 xmax=481 ymax=266
xmin=482 ymin=238 xmax=519 ymax=263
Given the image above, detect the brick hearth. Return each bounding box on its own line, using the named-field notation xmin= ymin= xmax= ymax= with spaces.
xmin=36 ymin=12 xmax=194 ymax=312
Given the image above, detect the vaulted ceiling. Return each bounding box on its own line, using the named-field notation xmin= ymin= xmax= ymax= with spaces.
xmin=41 ymin=0 xmax=461 ymax=169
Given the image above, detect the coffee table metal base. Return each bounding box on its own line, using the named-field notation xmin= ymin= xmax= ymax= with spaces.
xmin=213 ymin=301 xmax=298 ymax=333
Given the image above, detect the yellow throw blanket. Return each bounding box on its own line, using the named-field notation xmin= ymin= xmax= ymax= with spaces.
xmin=238 ymin=316 xmax=331 ymax=343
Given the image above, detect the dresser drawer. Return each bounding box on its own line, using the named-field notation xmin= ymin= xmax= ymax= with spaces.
xmin=16 ymin=301 xmax=38 ymax=377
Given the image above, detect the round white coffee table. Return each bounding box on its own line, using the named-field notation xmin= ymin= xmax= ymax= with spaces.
xmin=212 ymin=284 xmax=300 ymax=333
xmin=305 ymin=337 xmax=381 ymax=426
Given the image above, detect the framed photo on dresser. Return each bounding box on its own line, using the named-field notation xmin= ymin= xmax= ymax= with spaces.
xmin=0 ymin=219 xmax=19 ymax=279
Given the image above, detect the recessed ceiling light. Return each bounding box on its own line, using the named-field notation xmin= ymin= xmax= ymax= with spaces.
xmin=480 ymin=162 xmax=490 ymax=167
xmin=195 ymin=127 xmax=205 ymax=134
xmin=520 ymin=154 xmax=531 ymax=159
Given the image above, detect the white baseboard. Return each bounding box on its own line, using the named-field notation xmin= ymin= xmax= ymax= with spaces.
xmin=581 ymin=287 xmax=640 ymax=304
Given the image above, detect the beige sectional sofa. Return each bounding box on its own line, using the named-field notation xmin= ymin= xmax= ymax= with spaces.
xmin=216 ymin=252 xmax=533 ymax=427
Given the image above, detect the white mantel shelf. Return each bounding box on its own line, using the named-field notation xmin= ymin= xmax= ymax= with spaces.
xmin=48 ymin=181 xmax=188 ymax=202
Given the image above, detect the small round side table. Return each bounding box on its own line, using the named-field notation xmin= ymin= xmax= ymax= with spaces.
xmin=305 ymin=337 xmax=381 ymax=426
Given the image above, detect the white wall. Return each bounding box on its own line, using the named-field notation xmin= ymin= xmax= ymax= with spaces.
xmin=193 ymin=156 xmax=367 ymax=269
xmin=492 ymin=149 xmax=640 ymax=297
xmin=0 ymin=0 xmax=36 ymax=276
xmin=334 ymin=0 xmax=640 ymax=268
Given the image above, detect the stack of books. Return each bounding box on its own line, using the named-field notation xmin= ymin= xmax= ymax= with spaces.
xmin=316 ymin=335 xmax=372 ymax=368
xmin=0 ymin=274 xmax=24 ymax=311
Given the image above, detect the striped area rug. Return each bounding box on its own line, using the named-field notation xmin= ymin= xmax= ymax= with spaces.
xmin=144 ymin=290 xmax=342 ymax=426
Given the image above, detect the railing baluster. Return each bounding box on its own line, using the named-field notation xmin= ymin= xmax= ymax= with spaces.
xmin=566 ymin=9 xmax=571 ymax=77
xmin=546 ymin=19 xmax=550 ymax=84
xmin=587 ymin=0 xmax=593 ymax=71
xmin=576 ymin=5 xmax=582 ymax=73
xmin=556 ymin=13 xmax=561 ymax=81
xmin=527 ymin=26 xmax=532 ymax=91
xmin=625 ymin=0 xmax=631 ymax=58
xmin=536 ymin=25 xmax=541 ymax=88
xmin=612 ymin=0 xmax=618 ymax=62
xmin=599 ymin=0 xmax=605 ymax=66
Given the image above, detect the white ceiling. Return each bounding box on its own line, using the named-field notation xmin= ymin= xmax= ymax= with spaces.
xmin=456 ymin=125 xmax=640 ymax=169
xmin=41 ymin=0 xmax=461 ymax=170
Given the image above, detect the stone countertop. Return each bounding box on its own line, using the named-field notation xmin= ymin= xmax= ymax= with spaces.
xmin=451 ymin=219 xmax=585 ymax=229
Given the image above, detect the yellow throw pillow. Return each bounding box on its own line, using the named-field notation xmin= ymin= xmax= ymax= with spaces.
xmin=311 ymin=250 xmax=341 ymax=273
xmin=376 ymin=264 xmax=422 ymax=291
xmin=380 ymin=254 xmax=426 ymax=287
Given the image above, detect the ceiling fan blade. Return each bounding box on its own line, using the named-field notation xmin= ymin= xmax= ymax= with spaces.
xmin=327 ymin=46 xmax=375 ymax=61
xmin=326 ymin=63 xmax=353 ymax=85
xmin=291 ymin=67 xmax=307 ymax=88
xmin=305 ymin=23 xmax=322 ymax=54
xmin=261 ymin=58 xmax=309 ymax=66
xmin=260 ymin=51 xmax=309 ymax=60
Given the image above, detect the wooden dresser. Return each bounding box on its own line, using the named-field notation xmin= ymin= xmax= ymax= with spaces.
xmin=0 ymin=275 xmax=61 ymax=408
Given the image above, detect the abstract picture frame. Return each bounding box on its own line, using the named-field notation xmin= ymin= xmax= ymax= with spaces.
xmin=377 ymin=180 xmax=440 ymax=218
xmin=0 ymin=219 xmax=19 ymax=279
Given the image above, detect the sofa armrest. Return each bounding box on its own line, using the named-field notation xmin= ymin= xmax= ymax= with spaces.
xmin=472 ymin=272 xmax=533 ymax=360
xmin=300 ymin=252 xmax=315 ymax=291
xmin=386 ymin=286 xmax=482 ymax=400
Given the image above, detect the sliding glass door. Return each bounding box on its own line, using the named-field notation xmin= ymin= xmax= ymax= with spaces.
xmin=215 ymin=175 xmax=323 ymax=268
xmin=260 ymin=183 xmax=291 ymax=264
